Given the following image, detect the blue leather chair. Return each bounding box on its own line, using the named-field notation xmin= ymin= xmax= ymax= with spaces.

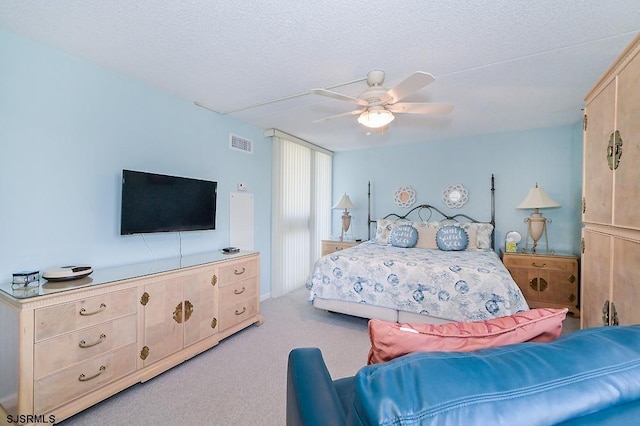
xmin=287 ymin=325 xmax=640 ymax=425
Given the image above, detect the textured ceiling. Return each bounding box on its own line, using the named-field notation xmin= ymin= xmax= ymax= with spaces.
xmin=1 ymin=1 xmax=639 ymax=151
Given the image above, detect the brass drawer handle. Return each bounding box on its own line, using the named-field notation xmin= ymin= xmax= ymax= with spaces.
xmin=140 ymin=346 xmax=150 ymax=360
xmin=140 ymin=292 xmax=150 ymax=306
xmin=234 ymin=267 xmax=246 ymax=275
xmin=211 ymin=275 xmax=217 ymax=286
xmin=79 ymin=303 xmax=107 ymax=316
xmin=235 ymin=307 xmax=247 ymax=316
xmin=79 ymin=333 xmax=107 ymax=348
xmin=529 ymin=277 xmax=548 ymax=292
xmin=531 ymin=262 xmax=546 ymax=268
xmin=602 ymin=300 xmax=610 ymax=326
xmin=184 ymin=300 xmax=194 ymax=322
xmin=173 ymin=303 xmax=183 ymax=324
xmin=234 ymin=287 xmax=246 ymax=295
xmin=78 ymin=365 xmax=106 ymax=382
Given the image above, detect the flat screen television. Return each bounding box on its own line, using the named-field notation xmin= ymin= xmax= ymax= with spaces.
xmin=120 ymin=169 xmax=217 ymax=235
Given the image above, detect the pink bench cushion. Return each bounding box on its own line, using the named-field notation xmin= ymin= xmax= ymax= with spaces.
xmin=368 ymin=307 xmax=568 ymax=364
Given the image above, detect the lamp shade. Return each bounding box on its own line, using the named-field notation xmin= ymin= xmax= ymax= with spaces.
xmin=516 ymin=184 xmax=560 ymax=209
xmin=333 ymin=193 xmax=356 ymax=210
xmin=357 ymin=107 xmax=394 ymax=129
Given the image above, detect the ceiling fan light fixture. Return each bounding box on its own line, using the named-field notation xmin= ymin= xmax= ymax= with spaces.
xmin=357 ymin=108 xmax=394 ymax=128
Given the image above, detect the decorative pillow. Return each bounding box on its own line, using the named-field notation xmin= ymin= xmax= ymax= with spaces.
xmin=367 ymin=308 xmax=568 ymax=364
xmin=461 ymin=222 xmax=494 ymax=250
xmin=436 ymin=225 xmax=469 ymax=251
xmin=375 ymin=219 xmax=409 ymax=245
xmin=412 ymin=221 xmax=440 ymax=249
xmin=413 ymin=222 xmax=478 ymax=250
xmin=462 ymin=227 xmax=478 ymax=249
xmin=390 ymin=225 xmax=418 ymax=248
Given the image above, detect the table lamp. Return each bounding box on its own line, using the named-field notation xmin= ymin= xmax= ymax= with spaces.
xmin=333 ymin=193 xmax=356 ymax=242
xmin=516 ymin=184 xmax=560 ymax=253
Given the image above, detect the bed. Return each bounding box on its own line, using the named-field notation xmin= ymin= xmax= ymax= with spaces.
xmin=306 ymin=176 xmax=529 ymax=324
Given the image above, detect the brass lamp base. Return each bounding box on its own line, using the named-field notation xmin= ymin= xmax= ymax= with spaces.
xmin=340 ymin=210 xmax=352 ymax=242
xmin=524 ymin=210 xmax=552 ymax=254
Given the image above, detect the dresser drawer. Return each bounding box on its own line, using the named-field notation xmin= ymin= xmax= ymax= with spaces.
xmin=34 ymin=314 xmax=136 ymax=379
xmin=219 ymin=277 xmax=257 ymax=309
xmin=35 ymin=288 xmax=137 ymax=341
xmin=219 ymin=298 xmax=259 ymax=331
xmin=503 ymin=256 xmax=576 ymax=272
xmin=34 ymin=343 xmax=137 ymax=413
xmin=321 ymin=240 xmax=360 ymax=256
xmin=218 ymin=257 xmax=258 ymax=285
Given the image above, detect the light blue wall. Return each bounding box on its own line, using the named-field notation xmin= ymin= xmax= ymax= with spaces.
xmin=332 ymin=124 xmax=584 ymax=255
xmin=0 ymin=28 xmax=272 ymax=295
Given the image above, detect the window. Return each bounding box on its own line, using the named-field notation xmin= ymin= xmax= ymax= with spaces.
xmin=268 ymin=130 xmax=332 ymax=297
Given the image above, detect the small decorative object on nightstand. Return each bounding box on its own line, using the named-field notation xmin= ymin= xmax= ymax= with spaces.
xmin=501 ymin=250 xmax=579 ymax=317
xmin=505 ymin=231 xmax=521 ymax=253
xmin=322 ymin=240 xmax=361 ymax=256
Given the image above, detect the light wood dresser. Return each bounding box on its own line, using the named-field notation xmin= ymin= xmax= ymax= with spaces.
xmin=0 ymin=251 xmax=262 ymax=425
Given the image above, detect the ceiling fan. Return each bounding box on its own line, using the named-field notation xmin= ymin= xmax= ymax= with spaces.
xmin=311 ymin=70 xmax=454 ymax=129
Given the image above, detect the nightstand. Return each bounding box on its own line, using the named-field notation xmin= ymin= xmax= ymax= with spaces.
xmin=321 ymin=240 xmax=361 ymax=256
xmin=501 ymin=251 xmax=580 ymax=317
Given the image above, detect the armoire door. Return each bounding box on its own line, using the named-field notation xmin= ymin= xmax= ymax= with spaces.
xmin=612 ymin=236 xmax=640 ymax=325
xmin=581 ymin=229 xmax=611 ymax=328
xmin=583 ymin=81 xmax=615 ymax=226
xmin=612 ymin=49 xmax=640 ymax=229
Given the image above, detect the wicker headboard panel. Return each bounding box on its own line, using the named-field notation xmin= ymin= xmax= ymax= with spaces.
xmin=367 ymin=174 xmax=496 ymax=248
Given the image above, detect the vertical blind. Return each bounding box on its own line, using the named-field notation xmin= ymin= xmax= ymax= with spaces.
xmin=270 ymin=130 xmax=332 ymax=297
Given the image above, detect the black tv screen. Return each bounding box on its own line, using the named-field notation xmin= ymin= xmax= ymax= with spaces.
xmin=120 ymin=169 xmax=217 ymax=235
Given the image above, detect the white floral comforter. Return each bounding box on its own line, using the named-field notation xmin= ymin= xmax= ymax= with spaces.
xmin=307 ymin=241 xmax=529 ymax=322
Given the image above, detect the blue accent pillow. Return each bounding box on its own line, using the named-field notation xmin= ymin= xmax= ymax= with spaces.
xmin=436 ymin=225 xmax=469 ymax=251
xmin=390 ymin=225 xmax=418 ymax=248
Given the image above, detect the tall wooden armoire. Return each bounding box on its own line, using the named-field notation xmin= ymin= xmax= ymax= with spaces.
xmin=581 ymin=33 xmax=640 ymax=328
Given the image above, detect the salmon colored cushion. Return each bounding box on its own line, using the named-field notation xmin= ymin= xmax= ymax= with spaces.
xmin=367 ymin=308 xmax=568 ymax=364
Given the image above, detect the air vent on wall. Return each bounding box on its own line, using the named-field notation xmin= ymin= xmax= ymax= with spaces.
xmin=229 ymin=134 xmax=253 ymax=154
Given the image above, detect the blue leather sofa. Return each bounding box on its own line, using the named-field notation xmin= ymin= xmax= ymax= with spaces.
xmin=287 ymin=325 xmax=640 ymax=425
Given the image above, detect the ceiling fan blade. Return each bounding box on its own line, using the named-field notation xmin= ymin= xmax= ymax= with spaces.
xmin=387 ymin=72 xmax=435 ymax=103
xmin=310 ymin=88 xmax=369 ymax=107
xmin=387 ymin=102 xmax=454 ymax=115
xmin=313 ymin=109 xmax=363 ymax=123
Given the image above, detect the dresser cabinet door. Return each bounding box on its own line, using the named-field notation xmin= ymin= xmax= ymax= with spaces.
xmin=183 ymin=267 xmax=219 ymax=347
xmin=140 ymin=277 xmax=184 ymax=365
xmin=501 ymin=256 xmax=535 ymax=302
xmin=535 ymin=258 xmax=578 ymax=307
